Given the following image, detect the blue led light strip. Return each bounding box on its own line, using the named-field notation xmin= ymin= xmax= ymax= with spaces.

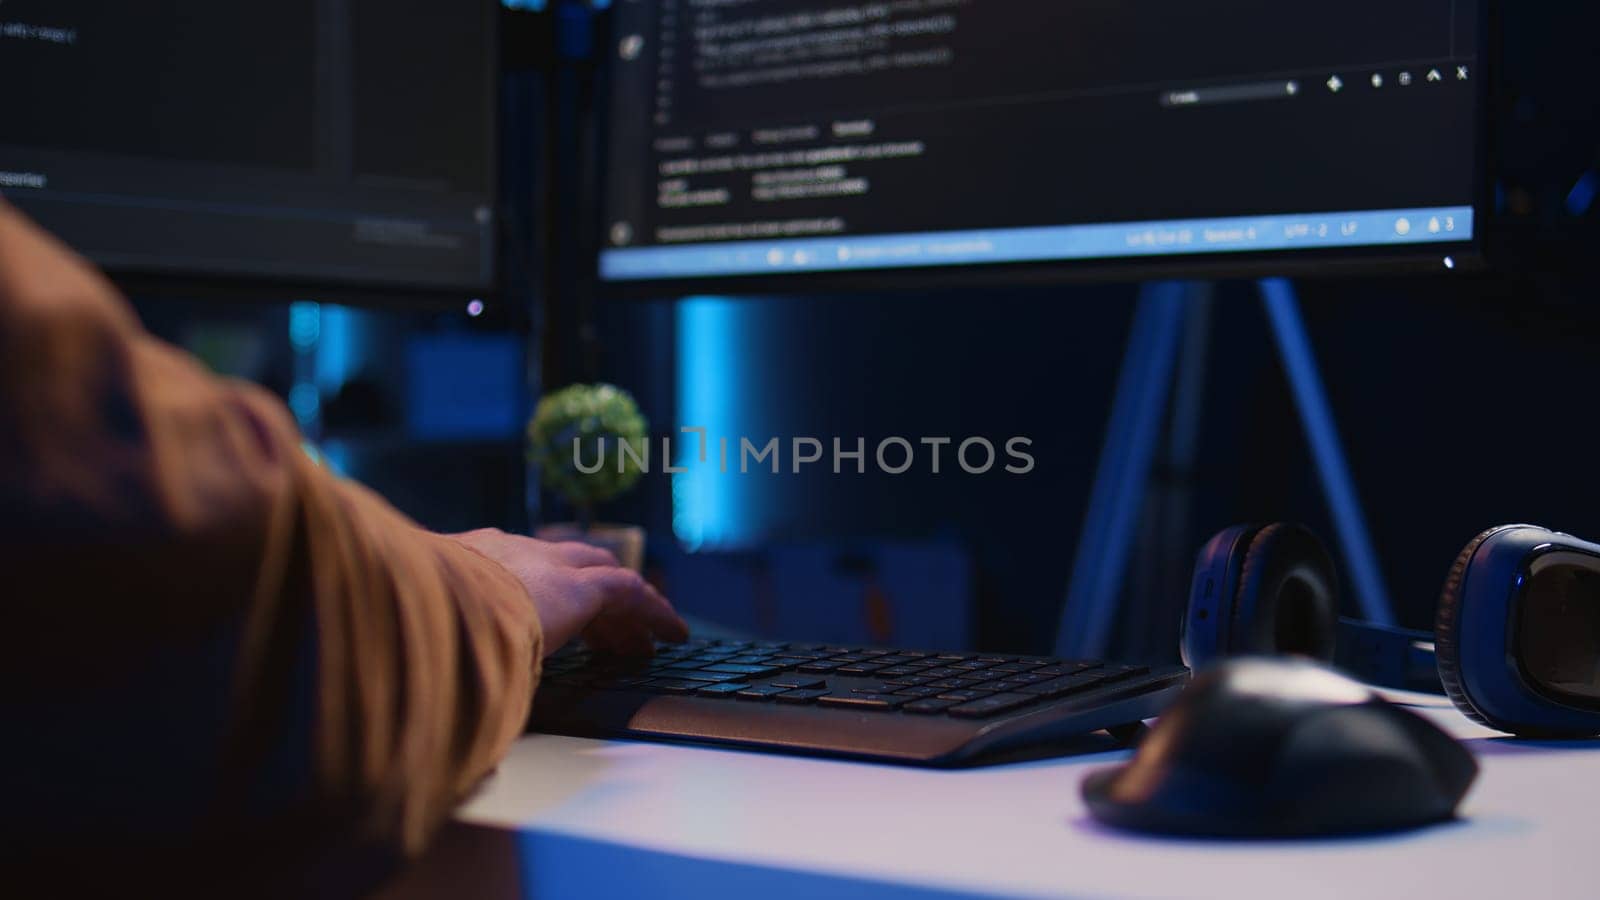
xmin=601 ymin=206 xmax=1472 ymax=281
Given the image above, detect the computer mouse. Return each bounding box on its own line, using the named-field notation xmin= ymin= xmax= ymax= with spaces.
xmin=1082 ymin=658 xmax=1478 ymax=837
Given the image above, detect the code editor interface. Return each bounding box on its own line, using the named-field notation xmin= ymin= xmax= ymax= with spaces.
xmin=601 ymin=0 xmax=1480 ymax=280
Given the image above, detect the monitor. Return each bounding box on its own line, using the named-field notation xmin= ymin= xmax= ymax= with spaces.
xmin=597 ymin=1 xmax=1484 ymax=287
xmin=0 ymin=1 xmax=498 ymax=295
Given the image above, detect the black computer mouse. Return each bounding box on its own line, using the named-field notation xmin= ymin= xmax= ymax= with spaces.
xmin=1082 ymin=658 xmax=1478 ymax=837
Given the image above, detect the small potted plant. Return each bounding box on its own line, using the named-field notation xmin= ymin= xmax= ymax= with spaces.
xmin=527 ymin=383 xmax=650 ymax=570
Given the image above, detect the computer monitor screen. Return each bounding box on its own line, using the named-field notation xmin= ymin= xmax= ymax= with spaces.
xmin=0 ymin=1 xmax=497 ymax=293
xmin=599 ymin=1 xmax=1482 ymax=285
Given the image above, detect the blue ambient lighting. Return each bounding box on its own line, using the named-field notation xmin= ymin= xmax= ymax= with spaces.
xmin=288 ymin=383 xmax=321 ymax=426
xmin=674 ymin=296 xmax=748 ymax=551
xmin=1566 ymin=172 xmax=1598 ymax=217
xmin=288 ymin=301 xmax=321 ymax=350
xmin=314 ymin=304 xmax=354 ymax=392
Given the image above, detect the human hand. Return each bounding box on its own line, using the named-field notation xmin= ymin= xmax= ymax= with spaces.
xmin=450 ymin=529 xmax=688 ymax=657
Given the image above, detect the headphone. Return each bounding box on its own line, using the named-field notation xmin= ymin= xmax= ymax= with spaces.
xmin=1182 ymin=522 xmax=1600 ymax=738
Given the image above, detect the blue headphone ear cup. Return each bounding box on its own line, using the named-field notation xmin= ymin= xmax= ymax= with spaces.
xmin=1183 ymin=525 xmax=1259 ymax=668
xmin=1233 ymin=523 xmax=1339 ymax=660
xmin=1435 ymin=527 xmax=1513 ymax=730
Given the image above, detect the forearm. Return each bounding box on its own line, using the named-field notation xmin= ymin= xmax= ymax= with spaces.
xmin=0 ymin=201 xmax=542 ymax=859
xmin=290 ymin=470 xmax=544 ymax=852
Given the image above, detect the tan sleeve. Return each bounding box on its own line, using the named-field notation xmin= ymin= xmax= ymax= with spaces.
xmin=0 ymin=202 xmax=542 ymax=860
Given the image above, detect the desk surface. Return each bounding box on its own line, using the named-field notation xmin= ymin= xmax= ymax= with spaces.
xmin=457 ymin=693 xmax=1595 ymax=899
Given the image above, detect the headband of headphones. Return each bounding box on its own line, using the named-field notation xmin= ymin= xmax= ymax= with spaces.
xmin=1182 ymin=523 xmax=1600 ymax=737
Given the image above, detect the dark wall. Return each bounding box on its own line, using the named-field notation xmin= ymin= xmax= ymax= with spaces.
xmin=591 ymin=265 xmax=1600 ymax=660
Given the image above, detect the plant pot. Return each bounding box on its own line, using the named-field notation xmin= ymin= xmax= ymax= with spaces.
xmin=534 ymin=522 xmax=646 ymax=572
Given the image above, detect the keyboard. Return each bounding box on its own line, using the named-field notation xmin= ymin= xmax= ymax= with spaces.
xmin=528 ymin=638 xmax=1189 ymax=765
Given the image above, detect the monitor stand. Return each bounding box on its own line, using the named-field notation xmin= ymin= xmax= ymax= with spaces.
xmin=1054 ymin=279 xmax=1398 ymax=660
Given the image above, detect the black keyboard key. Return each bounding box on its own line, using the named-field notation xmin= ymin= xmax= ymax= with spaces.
xmin=935 ymin=689 xmax=995 ymax=702
xmin=874 ymin=665 xmax=922 ymax=676
xmin=725 ymin=655 xmax=771 ymax=665
xmin=894 ymin=686 xmax=942 ymax=698
xmin=650 ymin=659 xmax=707 ymax=671
xmin=947 ymin=693 xmax=1039 ymax=718
xmin=797 ymin=661 xmax=845 ymax=673
xmin=736 ymin=684 xmax=791 ymax=701
xmin=774 ymin=688 xmax=829 ymax=705
xmin=949 ymin=660 xmax=996 ymax=671
xmin=816 ymin=693 xmax=906 ymax=711
xmin=873 ymin=657 xmax=918 ymax=667
xmin=930 ymin=677 xmax=987 ymax=689
xmin=881 ymin=675 xmax=935 ymax=687
xmin=1019 ymin=672 xmax=1107 ymax=698
xmin=989 ymin=662 xmax=1044 ymax=675
xmin=902 ymin=698 xmax=959 ymax=714
xmin=836 ymin=663 xmax=888 ymax=674
xmin=851 ymin=683 xmax=897 ymax=694
xmin=770 ymin=675 xmax=826 ymax=689
xmin=773 ymin=650 xmax=830 ymax=660
xmin=696 ymin=682 xmax=750 ymax=696
xmin=654 ymin=668 xmax=743 ymax=683
xmin=650 ymin=679 xmax=706 ymax=694
xmin=919 ymin=667 xmax=967 ymax=680
xmin=934 ymin=653 xmax=975 ymax=661
xmin=704 ymin=663 xmax=784 ymax=677
xmin=981 ymin=680 xmax=1033 ymax=694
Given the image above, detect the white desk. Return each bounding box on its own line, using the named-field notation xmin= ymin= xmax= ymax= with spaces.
xmin=452 ymin=694 xmax=1596 ymax=899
